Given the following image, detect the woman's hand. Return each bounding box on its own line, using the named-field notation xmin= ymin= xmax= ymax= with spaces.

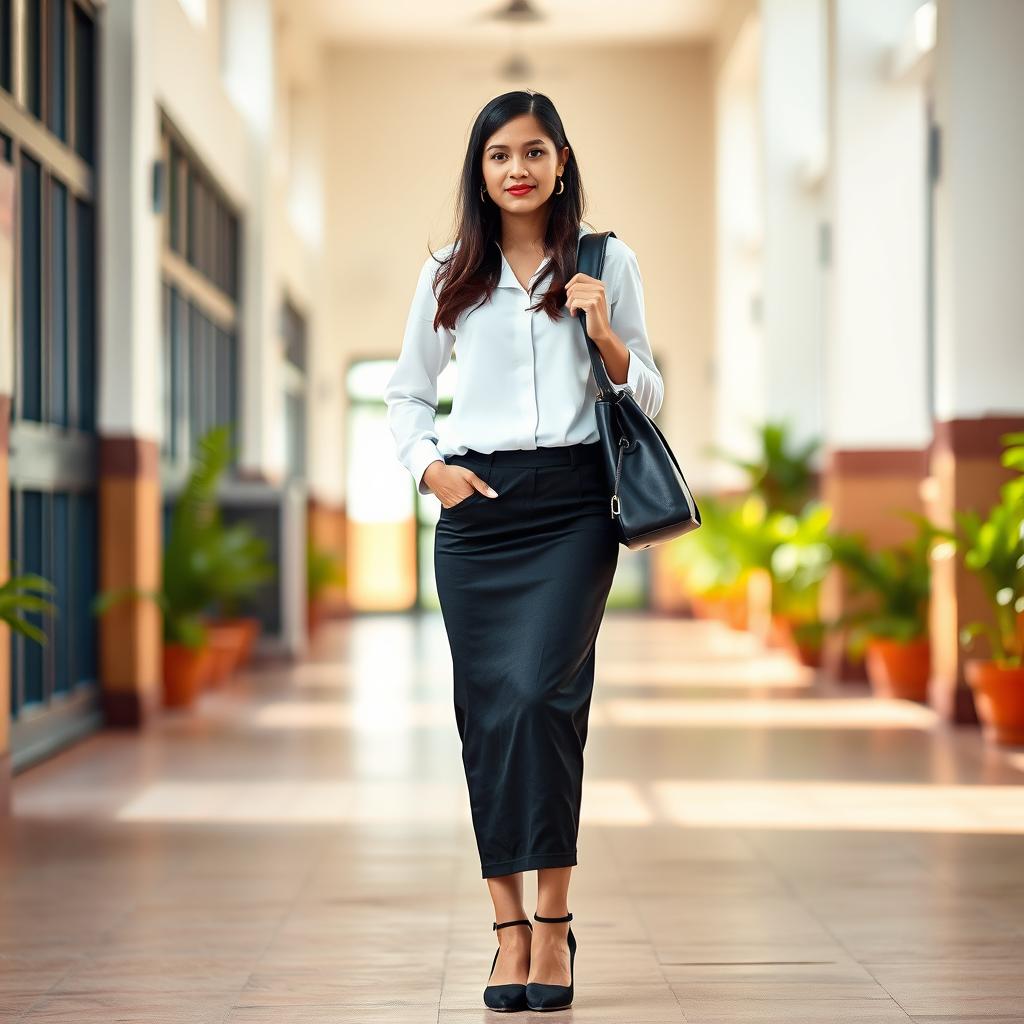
xmin=565 ymin=271 xmax=612 ymax=343
xmin=423 ymin=462 xmax=499 ymax=509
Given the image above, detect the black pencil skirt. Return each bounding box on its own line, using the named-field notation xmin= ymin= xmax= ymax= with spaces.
xmin=433 ymin=440 xmax=619 ymax=878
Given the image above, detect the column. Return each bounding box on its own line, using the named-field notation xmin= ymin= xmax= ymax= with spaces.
xmin=819 ymin=0 xmax=932 ymax=681
xmin=928 ymin=0 xmax=1024 ymax=722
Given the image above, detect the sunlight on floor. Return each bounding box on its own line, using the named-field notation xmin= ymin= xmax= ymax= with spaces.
xmin=245 ymin=696 xmax=938 ymax=731
xmin=597 ymin=697 xmax=940 ymax=729
xmin=596 ymin=657 xmax=813 ymax=688
xmin=112 ymin=777 xmax=1024 ymax=833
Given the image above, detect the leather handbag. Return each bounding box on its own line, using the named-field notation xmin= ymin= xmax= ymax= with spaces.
xmin=574 ymin=229 xmax=702 ymax=550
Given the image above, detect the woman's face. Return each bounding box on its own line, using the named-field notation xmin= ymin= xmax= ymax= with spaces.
xmin=480 ymin=114 xmax=569 ymax=212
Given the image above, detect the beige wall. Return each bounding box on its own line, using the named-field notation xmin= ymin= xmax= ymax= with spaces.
xmin=324 ymin=42 xmax=717 ymax=494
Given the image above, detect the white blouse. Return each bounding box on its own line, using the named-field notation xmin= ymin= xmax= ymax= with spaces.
xmin=384 ymin=223 xmax=664 ymax=495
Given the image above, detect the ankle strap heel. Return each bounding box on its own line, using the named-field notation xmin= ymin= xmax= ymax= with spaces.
xmin=493 ymin=917 xmax=533 ymax=931
xmin=526 ymin=911 xmax=576 ymax=1011
xmin=484 ymin=918 xmax=532 ymax=1011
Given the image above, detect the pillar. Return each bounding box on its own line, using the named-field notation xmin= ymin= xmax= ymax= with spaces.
xmin=928 ymin=0 xmax=1024 ymax=722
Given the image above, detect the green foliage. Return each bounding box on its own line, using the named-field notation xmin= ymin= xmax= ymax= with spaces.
xmin=676 ymin=491 xmax=834 ymax=622
xmin=674 ymin=494 xmax=753 ymax=597
xmin=955 ymin=431 xmax=1024 ymax=667
xmin=768 ymin=500 xmax=835 ymax=620
xmin=201 ymin=522 xmax=276 ymax=618
xmin=703 ymin=419 xmax=820 ymax=515
xmin=0 ymin=569 xmax=57 ymax=646
xmin=307 ymin=540 xmax=342 ymax=603
xmin=92 ymin=425 xmax=269 ymax=649
xmin=830 ymin=512 xmax=954 ymax=648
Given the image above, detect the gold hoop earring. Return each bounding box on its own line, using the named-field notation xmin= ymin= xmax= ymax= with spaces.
xmin=480 ymin=184 xmax=487 ymax=203
xmin=555 ymin=177 xmax=565 ymax=196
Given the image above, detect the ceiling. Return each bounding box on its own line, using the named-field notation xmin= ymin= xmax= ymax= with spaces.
xmin=307 ymin=0 xmax=727 ymax=45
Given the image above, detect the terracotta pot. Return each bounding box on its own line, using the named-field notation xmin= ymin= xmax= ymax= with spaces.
xmin=770 ymin=614 xmax=823 ymax=667
xmin=206 ymin=618 xmax=260 ymax=675
xmin=965 ymin=659 xmax=1024 ymax=747
xmin=723 ymin=590 xmax=749 ymax=631
xmin=204 ymin=620 xmax=251 ymax=684
xmin=768 ymin=614 xmax=794 ymax=649
xmin=162 ymin=643 xmax=212 ymax=708
xmin=308 ymin=595 xmax=327 ymax=638
xmin=233 ymin=616 xmax=262 ymax=667
xmin=865 ymin=636 xmax=930 ymax=701
xmin=793 ymin=637 xmax=823 ymax=668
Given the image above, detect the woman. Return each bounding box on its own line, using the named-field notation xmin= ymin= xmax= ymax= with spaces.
xmin=383 ymin=89 xmax=664 ymax=1012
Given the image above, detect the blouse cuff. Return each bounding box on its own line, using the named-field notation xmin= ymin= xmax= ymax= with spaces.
xmin=410 ymin=440 xmax=445 ymax=495
xmin=608 ymin=349 xmax=640 ymax=395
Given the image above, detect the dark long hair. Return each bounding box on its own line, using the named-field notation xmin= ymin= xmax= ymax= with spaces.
xmin=429 ymin=90 xmax=587 ymax=333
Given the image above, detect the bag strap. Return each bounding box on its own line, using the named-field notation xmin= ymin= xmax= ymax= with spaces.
xmin=574 ymin=229 xmax=619 ymax=400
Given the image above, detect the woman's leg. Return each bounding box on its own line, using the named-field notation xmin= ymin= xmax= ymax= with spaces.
xmin=485 ymin=871 xmax=532 ymax=984
xmin=528 ymin=865 xmax=573 ymax=986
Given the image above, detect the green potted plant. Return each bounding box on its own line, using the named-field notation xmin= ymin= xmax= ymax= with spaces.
xmin=829 ymin=513 xmax=953 ymax=700
xmin=955 ymin=444 xmax=1024 ymax=745
xmin=307 ymin=539 xmax=343 ymax=637
xmin=766 ymin=501 xmax=835 ymax=667
xmin=93 ymin=426 xmax=232 ymax=707
xmin=0 ymin=569 xmax=57 ymax=645
xmin=675 ymin=495 xmax=754 ymax=627
xmin=703 ymin=419 xmax=820 ymax=515
xmin=1001 ymin=431 xmax=1024 ymax=650
xmin=201 ymin=520 xmax=275 ymax=684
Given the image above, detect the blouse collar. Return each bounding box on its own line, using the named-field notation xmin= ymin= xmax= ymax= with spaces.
xmin=493 ymin=224 xmax=590 ymax=291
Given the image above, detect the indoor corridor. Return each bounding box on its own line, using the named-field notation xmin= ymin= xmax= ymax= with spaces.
xmin=3 ymin=612 xmax=1023 ymax=1023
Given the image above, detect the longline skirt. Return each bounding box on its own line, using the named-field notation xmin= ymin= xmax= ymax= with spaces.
xmin=433 ymin=440 xmax=620 ymax=878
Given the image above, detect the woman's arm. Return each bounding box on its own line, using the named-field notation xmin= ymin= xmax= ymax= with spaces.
xmin=578 ymin=240 xmax=665 ymax=419
xmin=384 ymin=257 xmax=456 ymax=494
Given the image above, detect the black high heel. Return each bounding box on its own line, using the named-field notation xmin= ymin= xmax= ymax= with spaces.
xmin=484 ymin=917 xmax=533 ymax=1012
xmin=525 ymin=911 xmax=576 ymax=1011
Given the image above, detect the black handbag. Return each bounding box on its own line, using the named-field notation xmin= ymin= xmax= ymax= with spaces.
xmin=575 ymin=229 xmax=702 ymax=550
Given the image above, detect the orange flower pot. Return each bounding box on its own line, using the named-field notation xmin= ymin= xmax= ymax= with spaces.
xmin=162 ymin=643 xmax=213 ymax=708
xmin=770 ymin=614 xmax=823 ymax=667
xmin=232 ymin=616 xmax=262 ymax=668
xmin=865 ymin=636 xmax=930 ymax=701
xmin=965 ymin=659 xmax=1024 ymax=747
xmin=204 ymin=620 xmax=252 ymax=685
xmin=308 ymin=595 xmax=328 ymax=638
xmin=723 ymin=591 xmax=749 ymax=631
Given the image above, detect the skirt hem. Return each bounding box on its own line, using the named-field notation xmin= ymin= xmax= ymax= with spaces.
xmin=481 ymin=851 xmax=578 ymax=878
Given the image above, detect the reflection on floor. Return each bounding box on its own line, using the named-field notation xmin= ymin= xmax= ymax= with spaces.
xmin=4 ymin=612 xmax=1024 ymax=1022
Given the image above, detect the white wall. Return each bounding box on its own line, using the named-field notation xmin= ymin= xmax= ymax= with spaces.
xmin=713 ymin=12 xmax=764 ymax=489
xmin=824 ymin=0 xmax=930 ymax=450
xmin=759 ymin=0 xmax=828 ymax=453
xmin=932 ymin=0 xmax=1024 ymax=420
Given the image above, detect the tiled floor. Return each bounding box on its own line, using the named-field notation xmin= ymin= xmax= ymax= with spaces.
xmin=3 ymin=611 xmax=1024 ymax=1023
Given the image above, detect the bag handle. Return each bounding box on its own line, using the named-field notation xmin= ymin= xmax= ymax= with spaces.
xmin=574 ymin=229 xmax=620 ymax=401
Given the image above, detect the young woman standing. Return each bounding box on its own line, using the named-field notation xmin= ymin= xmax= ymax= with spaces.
xmin=384 ymin=89 xmax=664 ymax=1012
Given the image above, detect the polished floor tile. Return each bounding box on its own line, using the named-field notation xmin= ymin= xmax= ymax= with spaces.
xmin=4 ymin=612 xmax=1024 ymax=1022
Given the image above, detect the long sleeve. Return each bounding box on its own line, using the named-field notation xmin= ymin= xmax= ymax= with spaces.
xmin=604 ymin=242 xmax=665 ymax=419
xmin=384 ymin=255 xmax=456 ymax=495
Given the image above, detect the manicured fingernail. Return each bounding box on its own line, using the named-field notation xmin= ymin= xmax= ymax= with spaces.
xmin=487 ymin=487 xmax=498 ymax=497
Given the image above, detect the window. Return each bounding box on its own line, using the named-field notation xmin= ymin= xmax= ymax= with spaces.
xmin=15 ymin=155 xmax=93 ymax=431
xmin=6 ymin=0 xmax=101 ymax=769
xmin=4 ymin=1 xmax=96 ymax=163
xmin=9 ymin=489 xmax=98 ymax=717
xmin=281 ymin=298 xmax=307 ymax=480
xmin=159 ymin=114 xmax=242 ymax=469
xmin=1 ymin=0 xmax=12 ymax=94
